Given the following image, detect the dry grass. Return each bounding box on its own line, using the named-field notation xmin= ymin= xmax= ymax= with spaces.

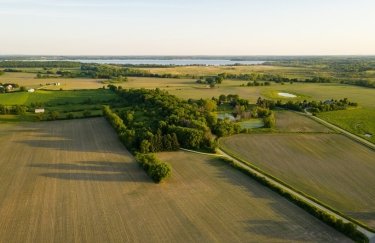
xmin=0 ymin=118 xmax=348 ymax=242
xmin=220 ymin=133 xmax=375 ymax=229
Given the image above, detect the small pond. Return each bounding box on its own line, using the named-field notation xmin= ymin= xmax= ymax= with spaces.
xmin=278 ymin=92 xmax=297 ymax=98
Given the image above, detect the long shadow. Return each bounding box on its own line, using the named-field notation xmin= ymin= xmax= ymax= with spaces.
xmin=30 ymin=161 xmax=151 ymax=183
xmin=205 ymin=158 xmax=349 ymax=241
xmin=15 ymin=118 xmax=129 ymax=155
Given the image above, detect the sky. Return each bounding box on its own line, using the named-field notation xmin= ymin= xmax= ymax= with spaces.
xmin=0 ymin=0 xmax=374 ymax=55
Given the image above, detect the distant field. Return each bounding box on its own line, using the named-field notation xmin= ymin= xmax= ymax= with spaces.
xmin=137 ymin=65 xmax=318 ymax=79
xmin=275 ymin=111 xmax=333 ymax=133
xmin=0 ymin=119 xmax=349 ymax=242
xmin=220 ymin=133 xmax=375 ymax=229
xmin=0 ymin=72 xmax=104 ymax=90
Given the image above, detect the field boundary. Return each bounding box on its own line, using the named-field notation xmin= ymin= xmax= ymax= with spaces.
xmin=215 ymin=142 xmax=375 ymax=240
xmin=299 ymin=111 xmax=375 ymax=151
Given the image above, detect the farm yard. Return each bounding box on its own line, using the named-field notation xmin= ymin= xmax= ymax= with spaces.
xmin=220 ymin=132 xmax=375 ymax=229
xmin=0 ymin=118 xmax=350 ymax=242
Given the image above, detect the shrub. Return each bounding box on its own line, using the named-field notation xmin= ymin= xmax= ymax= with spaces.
xmin=148 ymin=163 xmax=172 ymax=183
xmin=135 ymin=153 xmax=172 ymax=183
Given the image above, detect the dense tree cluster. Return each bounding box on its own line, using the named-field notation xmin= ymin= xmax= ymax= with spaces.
xmin=103 ymin=89 xmax=244 ymax=154
xmin=196 ymin=76 xmax=224 ymax=87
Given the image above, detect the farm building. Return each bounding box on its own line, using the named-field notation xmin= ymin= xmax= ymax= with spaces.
xmin=28 ymin=88 xmax=35 ymax=93
xmin=5 ymin=85 xmax=13 ymax=91
xmin=35 ymin=108 xmax=45 ymax=113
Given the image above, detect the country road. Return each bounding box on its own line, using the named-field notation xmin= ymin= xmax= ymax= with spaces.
xmin=181 ymin=147 xmax=375 ymax=242
xmin=302 ymin=110 xmax=375 ymax=150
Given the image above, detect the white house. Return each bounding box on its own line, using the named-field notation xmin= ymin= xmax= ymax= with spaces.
xmin=28 ymin=88 xmax=35 ymax=93
xmin=35 ymin=108 xmax=45 ymax=113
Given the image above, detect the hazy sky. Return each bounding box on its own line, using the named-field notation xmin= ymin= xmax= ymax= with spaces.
xmin=1 ymin=0 xmax=374 ymax=55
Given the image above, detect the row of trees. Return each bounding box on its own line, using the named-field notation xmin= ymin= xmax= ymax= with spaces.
xmin=0 ymin=105 xmax=27 ymax=115
xmin=0 ymin=61 xmax=80 ymax=68
xmin=341 ymin=79 xmax=375 ymax=89
xmin=256 ymin=97 xmax=358 ymax=113
xmin=216 ymin=72 xmax=333 ymax=83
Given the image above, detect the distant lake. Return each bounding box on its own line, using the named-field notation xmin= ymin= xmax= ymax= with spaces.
xmin=61 ymin=59 xmax=265 ymax=66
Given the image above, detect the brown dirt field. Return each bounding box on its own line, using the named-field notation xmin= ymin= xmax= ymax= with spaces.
xmin=0 ymin=118 xmax=349 ymax=242
xmin=220 ymin=133 xmax=375 ymax=229
xmin=275 ymin=110 xmax=333 ymax=133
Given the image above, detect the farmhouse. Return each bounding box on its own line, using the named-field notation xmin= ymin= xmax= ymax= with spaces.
xmin=28 ymin=88 xmax=35 ymax=93
xmin=35 ymin=108 xmax=45 ymax=113
xmin=5 ymin=84 xmax=13 ymax=91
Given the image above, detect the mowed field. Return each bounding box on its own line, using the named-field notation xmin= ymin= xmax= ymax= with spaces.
xmin=0 ymin=118 xmax=349 ymax=242
xmin=0 ymin=89 xmax=115 ymax=106
xmin=0 ymin=72 xmax=104 ymax=90
xmin=220 ymin=133 xmax=375 ymax=229
xmin=275 ymin=110 xmax=333 ymax=133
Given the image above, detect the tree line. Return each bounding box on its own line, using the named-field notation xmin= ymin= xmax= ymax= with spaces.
xmin=0 ymin=61 xmax=80 ymax=68
xmin=256 ymin=97 xmax=358 ymax=114
xmin=340 ymin=79 xmax=375 ymax=89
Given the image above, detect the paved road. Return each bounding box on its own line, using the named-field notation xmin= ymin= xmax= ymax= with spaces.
xmin=180 ymin=147 xmax=375 ymax=242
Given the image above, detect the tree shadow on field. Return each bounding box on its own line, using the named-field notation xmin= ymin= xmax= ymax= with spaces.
xmin=30 ymin=161 xmax=151 ymax=183
xmin=205 ymin=159 xmax=349 ymax=242
xmin=15 ymin=118 xmax=130 ymax=155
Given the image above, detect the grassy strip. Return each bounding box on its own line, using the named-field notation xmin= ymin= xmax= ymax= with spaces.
xmin=218 ymin=141 xmax=375 ymax=234
xmin=218 ymin=156 xmax=369 ymax=242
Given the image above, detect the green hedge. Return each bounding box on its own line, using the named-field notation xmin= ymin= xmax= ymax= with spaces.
xmin=219 ymin=157 xmax=368 ymax=243
xmin=136 ymin=153 xmax=172 ymax=183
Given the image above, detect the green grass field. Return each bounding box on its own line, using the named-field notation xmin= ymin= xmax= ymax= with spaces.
xmin=0 ymin=119 xmax=348 ymax=242
xmin=0 ymin=89 xmax=116 ymax=106
xmin=317 ymin=108 xmax=375 ymax=143
xmin=220 ymin=133 xmax=375 ymax=229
